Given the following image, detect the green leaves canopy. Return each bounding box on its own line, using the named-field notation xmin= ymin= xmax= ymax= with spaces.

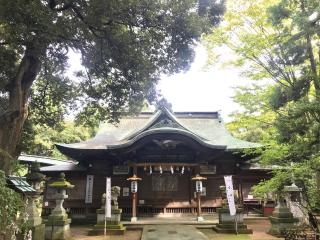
xmin=0 ymin=0 xmax=225 ymax=121
xmin=205 ymin=0 xmax=320 ymax=209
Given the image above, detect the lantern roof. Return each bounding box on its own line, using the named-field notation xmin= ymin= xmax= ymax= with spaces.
xmin=49 ymin=173 xmax=74 ymax=189
xmin=127 ymin=174 xmax=142 ymax=181
xmin=191 ymin=174 xmax=207 ymax=181
xmin=283 ymin=183 xmax=301 ymax=192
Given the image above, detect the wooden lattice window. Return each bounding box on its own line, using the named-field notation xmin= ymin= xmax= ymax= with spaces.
xmin=152 ymin=175 xmax=178 ymax=192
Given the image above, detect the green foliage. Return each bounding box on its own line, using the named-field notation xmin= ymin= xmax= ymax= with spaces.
xmin=0 ymin=171 xmax=25 ymax=235
xmin=252 ymin=169 xmax=291 ymax=197
xmin=206 ymin=0 xmax=320 ymax=210
xmin=227 ymin=85 xmax=277 ymax=143
xmin=21 ymin=121 xmax=94 ymax=159
xmin=0 ymin=0 xmax=226 ymax=124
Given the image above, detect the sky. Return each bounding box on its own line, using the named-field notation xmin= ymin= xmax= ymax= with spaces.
xmin=68 ymin=44 xmax=250 ymax=122
xmin=157 ymin=44 xmax=250 ymax=121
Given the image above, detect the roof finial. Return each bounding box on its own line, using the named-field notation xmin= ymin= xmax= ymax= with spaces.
xmin=155 ymin=97 xmax=173 ymax=112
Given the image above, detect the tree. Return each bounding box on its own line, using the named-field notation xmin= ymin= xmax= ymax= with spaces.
xmin=205 ymin=0 xmax=320 ymax=210
xmin=0 ymin=0 xmax=225 ymax=174
xmin=21 ymin=121 xmax=94 ymax=159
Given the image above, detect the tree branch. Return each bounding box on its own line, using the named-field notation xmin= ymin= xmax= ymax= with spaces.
xmin=49 ymin=0 xmax=74 ymax=11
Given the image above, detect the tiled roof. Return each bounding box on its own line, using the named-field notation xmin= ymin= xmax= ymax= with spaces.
xmin=56 ymin=108 xmax=261 ymax=156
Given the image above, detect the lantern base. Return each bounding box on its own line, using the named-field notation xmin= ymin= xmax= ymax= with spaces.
xmin=268 ymin=204 xmax=299 ymax=237
xmin=30 ymin=223 xmax=45 ymax=240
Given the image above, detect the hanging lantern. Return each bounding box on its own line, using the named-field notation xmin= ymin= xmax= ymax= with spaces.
xmin=196 ymin=181 xmax=202 ymax=193
xmin=191 ymin=174 xmax=207 ymax=193
xmin=131 ymin=181 xmax=138 ymax=193
xmin=181 ymin=166 xmax=185 ymax=174
xmin=171 ymin=166 xmax=174 ymax=174
xmin=149 ymin=166 xmax=152 ymax=174
xmin=159 ymin=166 xmax=163 ymax=174
xmin=127 ymin=174 xmax=142 ymax=193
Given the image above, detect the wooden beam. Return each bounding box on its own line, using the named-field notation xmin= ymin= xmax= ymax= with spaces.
xmin=129 ymin=162 xmax=198 ymax=167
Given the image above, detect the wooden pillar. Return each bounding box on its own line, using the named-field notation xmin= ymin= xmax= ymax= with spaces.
xmin=239 ymin=178 xmax=244 ymax=205
xmin=192 ymin=171 xmax=206 ymax=222
xmin=196 ymin=192 xmax=201 ymax=217
xmin=132 ymin=192 xmax=137 ymax=222
xmin=188 ymin=170 xmax=192 ymax=204
xmin=127 ymin=169 xmax=141 ymax=222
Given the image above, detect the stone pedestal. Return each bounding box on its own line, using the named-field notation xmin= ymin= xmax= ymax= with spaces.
xmin=213 ymin=208 xmax=253 ymax=234
xmin=89 ymin=207 xmax=126 ymax=235
xmin=268 ymin=201 xmax=299 ymax=237
xmin=45 ymin=194 xmax=72 ymax=240
xmin=45 ymin=215 xmax=71 ymax=240
xmin=27 ymin=196 xmax=45 ymax=240
xmin=25 ymin=161 xmax=46 ymax=240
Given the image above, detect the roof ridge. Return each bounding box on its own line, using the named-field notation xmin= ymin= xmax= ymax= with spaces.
xmin=121 ymin=107 xmax=208 ymax=141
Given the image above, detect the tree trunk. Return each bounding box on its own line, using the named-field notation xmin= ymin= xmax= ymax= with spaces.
xmin=0 ymin=47 xmax=42 ymax=175
xmin=300 ymin=0 xmax=320 ymax=98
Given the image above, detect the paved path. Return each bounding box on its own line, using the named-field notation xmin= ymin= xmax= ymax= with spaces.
xmin=141 ymin=225 xmax=208 ymax=240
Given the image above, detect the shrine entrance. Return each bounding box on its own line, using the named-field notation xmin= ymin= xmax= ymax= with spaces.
xmin=130 ymin=163 xmax=199 ymax=216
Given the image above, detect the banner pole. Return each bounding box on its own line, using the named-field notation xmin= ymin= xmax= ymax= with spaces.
xmin=104 ymin=177 xmax=111 ymax=239
xmin=235 ymin=214 xmax=238 ymax=235
xmin=104 ymin=178 xmax=107 ymax=238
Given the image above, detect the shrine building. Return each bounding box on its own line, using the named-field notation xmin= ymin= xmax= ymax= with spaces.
xmin=41 ymin=107 xmax=270 ymax=220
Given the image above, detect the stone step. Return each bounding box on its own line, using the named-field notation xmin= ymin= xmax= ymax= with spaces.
xmin=213 ymin=225 xmax=253 ymax=234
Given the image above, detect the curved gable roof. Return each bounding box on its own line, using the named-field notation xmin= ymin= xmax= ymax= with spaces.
xmin=56 ymin=108 xmax=261 ymax=156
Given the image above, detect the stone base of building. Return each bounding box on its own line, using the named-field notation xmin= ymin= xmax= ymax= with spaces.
xmin=213 ymin=207 xmax=253 ymax=234
xmin=31 ymin=224 xmax=45 ymax=240
xmin=45 ymin=214 xmax=72 ymax=240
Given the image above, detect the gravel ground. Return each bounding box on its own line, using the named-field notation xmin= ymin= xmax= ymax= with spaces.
xmin=70 ymin=219 xmax=283 ymax=240
xmin=70 ymin=226 xmax=142 ymax=240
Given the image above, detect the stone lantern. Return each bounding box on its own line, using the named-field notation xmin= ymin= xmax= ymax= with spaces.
xmin=283 ymin=183 xmax=302 ymax=203
xmin=191 ymin=174 xmax=207 ymax=221
xmin=127 ymin=174 xmax=141 ymax=222
xmin=45 ymin=172 xmax=74 ymax=240
xmin=26 ymin=161 xmax=45 ymax=192
xmin=25 ymin=162 xmax=46 ymax=240
xmin=268 ymin=193 xmax=299 ymax=237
